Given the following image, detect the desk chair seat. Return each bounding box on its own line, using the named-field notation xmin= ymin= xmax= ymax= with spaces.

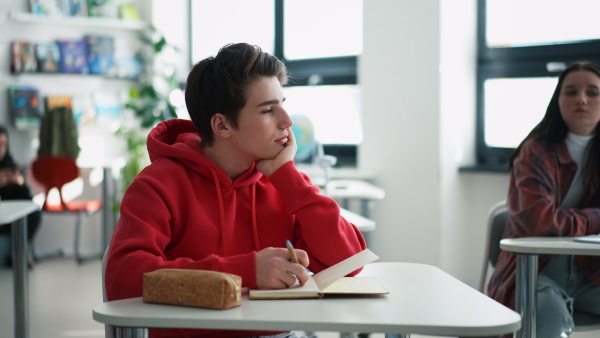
xmin=31 ymin=155 xmax=102 ymax=264
xmin=481 ymin=200 xmax=600 ymax=332
xmin=43 ymin=199 xmax=101 ymax=213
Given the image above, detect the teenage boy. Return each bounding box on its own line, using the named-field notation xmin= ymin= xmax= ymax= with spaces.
xmin=105 ymin=43 xmax=367 ymax=338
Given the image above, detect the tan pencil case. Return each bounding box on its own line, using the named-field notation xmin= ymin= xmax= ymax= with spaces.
xmin=143 ymin=269 xmax=242 ymax=310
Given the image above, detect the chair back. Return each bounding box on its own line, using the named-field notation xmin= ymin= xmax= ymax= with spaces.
xmin=102 ymin=246 xmax=115 ymax=338
xmin=31 ymin=156 xmax=80 ymax=210
xmin=489 ymin=203 xmax=509 ymax=267
xmin=480 ymin=200 xmax=508 ymax=292
xmin=102 ymin=246 xmax=109 ymax=302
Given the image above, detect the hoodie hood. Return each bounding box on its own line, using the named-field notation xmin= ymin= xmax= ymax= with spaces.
xmin=147 ymin=119 xmax=265 ymax=256
xmin=147 ymin=119 xmax=263 ymax=188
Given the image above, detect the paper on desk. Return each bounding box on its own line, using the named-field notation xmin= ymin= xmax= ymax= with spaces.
xmin=248 ymin=248 xmax=385 ymax=300
xmin=573 ymin=234 xmax=600 ymax=244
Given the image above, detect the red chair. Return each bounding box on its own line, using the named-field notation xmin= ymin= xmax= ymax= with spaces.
xmin=31 ymin=156 xmax=102 ymax=264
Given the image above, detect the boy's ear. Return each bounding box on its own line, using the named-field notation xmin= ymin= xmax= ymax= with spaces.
xmin=211 ymin=113 xmax=232 ymax=139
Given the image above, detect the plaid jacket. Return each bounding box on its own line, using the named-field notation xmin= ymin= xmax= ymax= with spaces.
xmin=488 ymin=137 xmax=600 ymax=309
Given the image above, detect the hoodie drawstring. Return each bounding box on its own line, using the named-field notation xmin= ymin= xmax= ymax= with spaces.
xmin=210 ymin=168 xmax=260 ymax=256
xmin=251 ymin=182 xmax=260 ymax=250
xmin=210 ymin=168 xmax=228 ymax=256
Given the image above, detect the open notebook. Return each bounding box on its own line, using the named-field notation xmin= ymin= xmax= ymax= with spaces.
xmin=249 ymin=248 xmax=388 ymax=300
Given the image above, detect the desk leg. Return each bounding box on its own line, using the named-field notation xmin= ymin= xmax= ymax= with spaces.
xmin=102 ymin=166 xmax=119 ymax=253
xmin=114 ymin=327 xmax=148 ymax=338
xmin=360 ymin=200 xmax=372 ymax=219
xmin=515 ymin=254 xmax=538 ymax=338
xmin=102 ymin=167 xmax=111 ymax=252
xmin=12 ymin=216 xmax=29 ymax=338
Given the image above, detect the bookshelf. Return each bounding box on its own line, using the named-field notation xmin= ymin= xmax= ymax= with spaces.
xmin=7 ymin=11 xmax=147 ymax=30
xmin=4 ymin=8 xmax=146 ymax=136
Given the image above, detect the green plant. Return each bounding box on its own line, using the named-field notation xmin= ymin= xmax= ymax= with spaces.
xmin=125 ymin=25 xmax=179 ymax=128
xmin=117 ymin=26 xmax=180 ymax=198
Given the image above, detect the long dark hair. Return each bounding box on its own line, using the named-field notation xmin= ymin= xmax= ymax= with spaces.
xmin=0 ymin=125 xmax=17 ymax=170
xmin=509 ymin=61 xmax=600 ymax=192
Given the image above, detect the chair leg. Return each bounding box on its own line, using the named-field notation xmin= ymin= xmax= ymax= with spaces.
xmin=75 ymin=212 xmax=83 ymax=264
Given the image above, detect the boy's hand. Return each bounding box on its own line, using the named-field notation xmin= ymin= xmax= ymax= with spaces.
xmin=255 ymin=246 xmax=310 ymax=289
xmin=256 ymin=127 xmax=297 ymax=176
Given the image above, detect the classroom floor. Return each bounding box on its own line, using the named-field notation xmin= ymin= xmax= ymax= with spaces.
xmin=0 ymin=258 xmax=598 ymax=338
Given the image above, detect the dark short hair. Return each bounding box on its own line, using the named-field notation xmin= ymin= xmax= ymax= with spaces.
xmin=184 ymin=43 xmax=288 ymax=146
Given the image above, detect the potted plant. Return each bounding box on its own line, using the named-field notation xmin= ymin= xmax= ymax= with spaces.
xmin=116 ymin=25 xmax=180 ymax=204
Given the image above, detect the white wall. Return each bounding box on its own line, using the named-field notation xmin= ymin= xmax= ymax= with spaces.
xmin=439 ymin=0 xmax=510 ymax=285
xmin=361 ymin=0 xmax=442 ymax=266
xmin=360 ymin=0 xmax=510 ymax=288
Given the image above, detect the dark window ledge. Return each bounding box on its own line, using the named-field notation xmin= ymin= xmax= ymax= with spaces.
xmin=459 ymin=163 xmax=509 ymax=173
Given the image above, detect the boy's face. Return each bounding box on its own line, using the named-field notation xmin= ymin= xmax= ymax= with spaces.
xmin=228 ymin=76 xmax=293 ymax=162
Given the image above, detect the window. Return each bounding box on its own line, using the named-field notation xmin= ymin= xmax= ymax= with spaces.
xmin=190 ymin=0 xmax=275 ymax=62
xmin=190 ymin=0 xmax=362 ymax=166
xmin=475 ymin=0 xmax=600 ymax=168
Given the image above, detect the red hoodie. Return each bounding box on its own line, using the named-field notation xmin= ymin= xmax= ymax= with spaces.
xmin=105 ymin=119 xmax=367 ymax=338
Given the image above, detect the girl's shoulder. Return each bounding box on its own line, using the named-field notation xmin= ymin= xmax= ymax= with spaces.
xmin=518 ymin=137 xmax=570 ymax=168
xmin=520 ymin=137 xmax=553 ymax=154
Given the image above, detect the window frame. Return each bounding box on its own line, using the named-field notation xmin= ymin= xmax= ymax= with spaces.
xmin=188 ymin=0 xmax=360 ymax=167
xmin=474 ymin=0 xmax=600 ymax=169
xmin=273 ymin=0 xmax=359 ymax=86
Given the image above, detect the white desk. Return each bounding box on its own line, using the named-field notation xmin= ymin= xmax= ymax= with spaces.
xmin=326 ymin=180 xmax=385 ymax=219
xmin=93 ymin=262 xmax=520 ymax=338
xmin=326 ymin=179 xmax=386 ymax=200
xmin=0 ymin=200 xmax=41 ymax=338
xmin=500 ymin=237 xmax=600 ymax=338
xmin=340 ymin=208 xmax=375 ymax=232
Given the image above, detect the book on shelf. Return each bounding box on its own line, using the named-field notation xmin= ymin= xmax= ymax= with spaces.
xmin=114 ymin=39 xmax=142 ymax=79
xmin=63 ymin=0 xmax=89 ymax=17
xmin=71 ymin=93 xmax=96 ymax=125
xmin=57 ymin=39 xmax=89 ymax=74
xmin=93 ymin=91 xmax=122 ymax=127
xmin=119 ymin=3 xmax=140 ymax=20
xmin=87 ymin=0 xmax=119 ymax=18
xmin=45 ymin=95 xmax=72 ymax=113
xmin=11 ymin=41 xmax=37 ymax=73
xmin=249 ymin=248 xmax=387 ymax=300
xmin=8 ymin=85 xmax=43 ymax=129
xmin=36 ymin=42 xmax=61 ymax=73
xmin=85 ymin=35 xmax=118 ymax=76
xmin=29 ymin=0 xmax=65 ymax=16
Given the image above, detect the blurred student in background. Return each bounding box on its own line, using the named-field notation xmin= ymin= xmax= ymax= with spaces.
xmin=0 ymin=125 xmax=41 ymax=267
xmin=489 ymin=61 xmax=600 ymax=337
